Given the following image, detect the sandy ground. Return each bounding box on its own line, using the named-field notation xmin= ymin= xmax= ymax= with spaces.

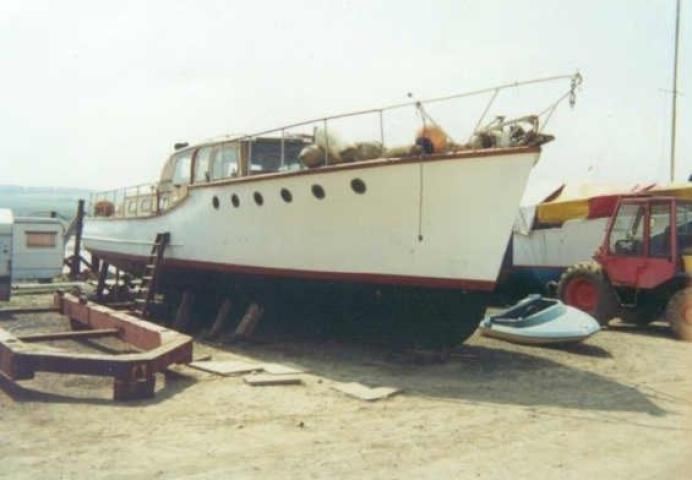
xmin=1 ymin=293 xmax=691 ymax=479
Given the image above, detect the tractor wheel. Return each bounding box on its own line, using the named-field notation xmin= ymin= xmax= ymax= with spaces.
xmin=665 ymin=287 xmax=692 ymax=341
xmin=557 ymin=261 xmax=619 ymax=326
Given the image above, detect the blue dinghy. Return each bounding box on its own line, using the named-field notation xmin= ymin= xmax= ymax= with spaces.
xmin=479 ymin=295 xmax=600 ymax=345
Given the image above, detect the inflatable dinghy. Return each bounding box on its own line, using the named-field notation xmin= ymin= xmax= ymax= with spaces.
xmin=479 ymin=295 xmax=600 ymax=345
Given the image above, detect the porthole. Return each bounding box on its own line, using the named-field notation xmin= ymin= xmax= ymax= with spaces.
xmin=280 ymin=188 xmax=293 ymax=203
xmin=253 ymin=191 xmax=264 ymax=206
xmin=311 ymin=184 xmax=325 ymax=200
xmin=351 ymin=178 xmax=366 ymax=194
xmin=231 ymin=194 xmax=240 ymax=208
xmin=212 ymin=196 xmax=220 ymax=209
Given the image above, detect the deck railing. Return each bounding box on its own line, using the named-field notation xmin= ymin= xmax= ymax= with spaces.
xmin=234 ymin=72 xmax=582 ymax=167
xmin=89 ymin=72 xmax=582 ymax=219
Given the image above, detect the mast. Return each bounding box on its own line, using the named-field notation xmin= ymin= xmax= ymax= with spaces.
xmin=670 ymin=0 xmax=681 ymax=182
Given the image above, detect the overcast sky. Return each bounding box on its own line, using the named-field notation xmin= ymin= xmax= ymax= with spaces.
xmin=0 ymin=0 xmax=689 ymax=191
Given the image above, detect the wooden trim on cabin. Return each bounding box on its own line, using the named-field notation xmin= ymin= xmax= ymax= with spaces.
xmin=88 ymin=145 xmax=540 ymax=222
xmin=192 ymin=145 xmax=541 ymax=190
xmin=88 ymin=248 xmax=497 ymax=292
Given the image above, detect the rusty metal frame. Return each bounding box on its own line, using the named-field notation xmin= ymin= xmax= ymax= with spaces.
xmin=0 ymin=292 xmax=193 ymax=401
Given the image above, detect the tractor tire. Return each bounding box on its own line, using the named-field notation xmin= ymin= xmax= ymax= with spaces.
xmin=557 ymin=261 xmax=619 ymax=326
xmin=665 ymin=287 xmax=692 ymax=341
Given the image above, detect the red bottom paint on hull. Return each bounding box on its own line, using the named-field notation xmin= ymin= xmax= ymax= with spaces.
xmin=89 ymin=249 xmax=494 ymax=349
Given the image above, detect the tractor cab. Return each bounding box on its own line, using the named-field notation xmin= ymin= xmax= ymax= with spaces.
xmin=596 ymin=196 xmax=692 ymax=290
xmin=558 ymin=195 xmax=692 ymax=340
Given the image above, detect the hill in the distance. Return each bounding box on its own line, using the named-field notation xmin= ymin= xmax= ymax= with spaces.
xmin=0 ymin=185 xmax=92 ymax=220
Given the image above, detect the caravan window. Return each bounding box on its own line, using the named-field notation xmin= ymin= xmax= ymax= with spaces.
xmin=26 ymin=231 xmax=57 ymax=249
xmin=211 ymin=143 xmax=239 ymax=180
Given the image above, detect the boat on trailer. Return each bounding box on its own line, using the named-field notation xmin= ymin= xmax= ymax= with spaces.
xmin=83 ymin=73 xmax=582 ymax=349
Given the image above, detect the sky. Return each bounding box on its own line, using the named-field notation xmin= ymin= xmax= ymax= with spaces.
xmin=0 ymin=0 xmax=689 ymax=192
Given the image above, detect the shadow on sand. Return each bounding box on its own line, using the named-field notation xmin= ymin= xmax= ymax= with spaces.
xmin=204 ymin=336 xmax=666 ymax=417
xmin=607 ymin=320 xmax=674 ymax=339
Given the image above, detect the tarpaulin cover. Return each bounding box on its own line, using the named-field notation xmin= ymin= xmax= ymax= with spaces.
xmin=535 ymin=183 xmax=654 ymax=225
xmin=648 ymin=183 xmax=692 ymax=199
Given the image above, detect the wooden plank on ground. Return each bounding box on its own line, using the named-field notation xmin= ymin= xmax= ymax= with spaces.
xmin=243 ymin=374 xmax=303 ymax=386
xmin=332 ymin=382 xmax=401 ymax=401
xmin=261 ymin=363 xmax=305 ymax=375
xmin=188 ymin=360 xmax=262 ymax=376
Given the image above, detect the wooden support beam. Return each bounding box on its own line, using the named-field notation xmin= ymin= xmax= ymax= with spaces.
xmin=100 ymin=301 xmax=136 ymax=310
xmin=172 ymin=290 xmax=194 ymax=332
xmin=209 ymin=298 xmax=233 ymax=338
xmin=233 ymin=302 xmax=264 ymax=339
xmin=17 ymin=328 xmax=120 ymax=343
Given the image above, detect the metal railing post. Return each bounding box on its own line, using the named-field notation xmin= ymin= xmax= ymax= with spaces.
xmin=323 ymin=119 xmax=329 ymax=165
xmin=379 ymin=110 xmax=385 ymax=147
xmin=280 ymin=129 xmax=285 ymax=168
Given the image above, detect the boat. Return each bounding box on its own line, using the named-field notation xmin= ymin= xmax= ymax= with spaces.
xmin=479 ymin=295 xmax=600 ymax=345
xmin=82 ymin=73 xmax=582 ymax=349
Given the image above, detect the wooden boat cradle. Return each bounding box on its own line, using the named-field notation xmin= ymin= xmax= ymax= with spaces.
xmin=0 ymin=292 xmax=193 ymax=401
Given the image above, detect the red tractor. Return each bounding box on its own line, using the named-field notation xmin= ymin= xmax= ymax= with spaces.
xmin=557 ymin=195 xmax=692 ymax=340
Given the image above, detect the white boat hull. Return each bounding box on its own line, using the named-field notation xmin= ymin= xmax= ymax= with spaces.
xmin=480 ymin=297 xmax=601 ymax=345
xmin=84 ymin=148 xmax=539 ymax=291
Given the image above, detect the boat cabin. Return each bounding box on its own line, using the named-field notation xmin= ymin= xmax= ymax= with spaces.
xmin=93 ymin=136 xmax=310 ymax=218
xmin=161 ymin=136 xmax=308 ymax=185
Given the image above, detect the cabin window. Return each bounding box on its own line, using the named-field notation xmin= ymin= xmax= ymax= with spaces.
xmin=26 ymin=231 xmax=56 ymax=249
xmin=194 ymin=146 xmax=215 ymax=183
xmin=351 ymin=178 xmax=366 ymax=194
xmin=609 ymin=203 xmax=645 ymax=256
xmin=211 ymin=143 xmax=239 ymax=180
xmin=140 ymin=198 xmax=152 ymax=212
xmin=676 ymin=203 xmax=692 ymax=254
xmin=311 ymin=184 xmax=326 ymax=200
xmin=250 ymin=139 xmax=306 ymax=174
xmin=171 ymin=151 xmax=193 ymax=185
xmin=649 ymin=203 xmax=671 ymax=258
